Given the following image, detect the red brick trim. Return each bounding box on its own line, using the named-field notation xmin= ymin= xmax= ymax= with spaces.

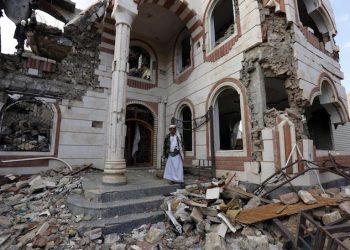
xmin=163 ymin=0 xmax=176 ymax=9
xmin=205 ymin=78 xmax=252 ymax=168
xmin=0 ymin=102 xmax=62 ymax=168
xmin=134 ymin=0 xmax=203 ymax=41
xmin=175 ymin=1 xmax=188 ymax=16
xmin=126 ymin=99 xmax=159 ymax=115
xmin=127 ymin=79 xmax=157 ymax=90
xmin=215 ymin=156 xmax=252 ymax=171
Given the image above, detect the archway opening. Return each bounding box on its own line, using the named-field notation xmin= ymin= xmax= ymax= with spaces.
xmin=125 ymin=104 xmax=154 ymax=167
xmin=305 ymin=97 xmax=333 ymax=150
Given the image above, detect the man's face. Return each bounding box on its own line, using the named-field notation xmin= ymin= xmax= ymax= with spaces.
xmin=169 ymin=127 xmax=176 ymax=135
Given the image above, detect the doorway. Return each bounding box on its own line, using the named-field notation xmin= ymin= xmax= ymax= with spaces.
xmin=125 ymin=104 xmax=154 ymax=167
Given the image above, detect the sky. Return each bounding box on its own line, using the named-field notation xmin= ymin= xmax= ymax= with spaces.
xmin=0 ymin=0 xmax=349 ymax=91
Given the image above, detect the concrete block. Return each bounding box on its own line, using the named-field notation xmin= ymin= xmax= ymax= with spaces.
xmin=298 ymin=190 xmax=317 ymax=205
xmin=322 ymin=211 xmax=341 ymax=225
xmin=206 ymin=187 xmax=221 ymax=200
xmin=279 ymin=192 xmax=299 ymax=205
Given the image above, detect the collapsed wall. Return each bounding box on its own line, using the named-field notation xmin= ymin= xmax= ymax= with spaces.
xmin=0 ymin=1 xmax=109 ymax=172
xmin=241 ymin=6 xmax=307 ymax=162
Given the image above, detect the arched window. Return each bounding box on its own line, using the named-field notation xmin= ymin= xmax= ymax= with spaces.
xmin=128 ymin=45 xmax=153 ymax=81
xmin=179 ymin=106 xmax=192 ymax=151
xmin=175 ymin=30 xmax=192 ymax=75
xmin=213 ymin=87 xmax=243 ymax=151
xmin=209 ymin=0 xmax=236 ymax=49
xmin=0 ymin=96 xmax=55 ymax=152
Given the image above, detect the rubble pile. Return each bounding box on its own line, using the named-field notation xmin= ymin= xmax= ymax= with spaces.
xmin=1 ymin=167 xmax=349 ymax=249
xmin=141 ymin=173 xmax=350 ymax=250
xmin=0 ymin=165 xmax=94 ymax=249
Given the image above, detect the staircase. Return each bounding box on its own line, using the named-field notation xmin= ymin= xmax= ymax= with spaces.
xmin=67 ymin=169 xmax=180 ymax=235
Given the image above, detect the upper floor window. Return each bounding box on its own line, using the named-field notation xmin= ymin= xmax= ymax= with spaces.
xmin=175 ymin=30 xmax=192 ymax=75
xmin=210 ymin=0 xmax=235 ymax=48
xmin=296 ymin=0 xmax=336 ymax=52
xmin=128 ymin=45 xmax=154 ymax=81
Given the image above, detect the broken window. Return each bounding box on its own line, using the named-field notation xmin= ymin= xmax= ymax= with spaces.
xmin=175 ymin=30 xmax=192 ymax=75
xmin=305 ymin=97 xmax=333 ymax=150
xmin=265 ymin=77 xmax=290 ymax=111
xmin=213 ymin=88 xmax=243 ymax=151
xmin=179 ymin=106 xmax=192 ymax=151
xmin=210 ymin=0 xmax=235 ymax=48
xmin=0 ymin=96 xmax=54 ymax=152
xmin=297 ymin=0 xmax=329 ymax=43
xmin=128 ymin=46 xmax=152 ymax=81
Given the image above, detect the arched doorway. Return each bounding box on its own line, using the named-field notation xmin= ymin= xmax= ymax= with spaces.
xmin=125 ymin=104 xmax=154 ymax=167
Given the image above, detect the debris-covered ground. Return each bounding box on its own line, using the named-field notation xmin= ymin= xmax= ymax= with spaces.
xmin=1 ymin=167 xmax=350 ymax=249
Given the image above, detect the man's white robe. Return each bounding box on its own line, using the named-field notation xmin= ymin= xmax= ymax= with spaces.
xmin=163 ymin=133 xmax=184 ymax=182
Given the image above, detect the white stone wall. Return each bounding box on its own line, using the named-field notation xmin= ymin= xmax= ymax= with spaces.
xmin=54 ymin=51 xmax=112 ymax=170
xmin=165 ymin=0 xmax=262 ymax=160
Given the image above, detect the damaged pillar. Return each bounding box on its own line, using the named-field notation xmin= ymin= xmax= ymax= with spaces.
xmin=103 ymin=0 xmax=138 ymax=185
xmin=250 ymin=62 xmax=266 ymax=129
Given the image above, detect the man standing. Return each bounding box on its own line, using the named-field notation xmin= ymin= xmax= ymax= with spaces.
xmin=163 ymin=124 xmax=184 ymax=184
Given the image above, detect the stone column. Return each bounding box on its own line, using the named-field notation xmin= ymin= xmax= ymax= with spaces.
xmin=103 ymin=0 xmax=138 ymax=185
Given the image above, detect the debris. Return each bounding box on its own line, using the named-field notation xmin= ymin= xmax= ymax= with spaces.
xmin=217 ymin=213 xmax=237 ymax=233
xmin=322 ymin=211 xmax=342 ymax=225
xmin=204 ymin=232 xmax=228 ymax=250
xmin=190 ymin=207 xmax=204 ymax=224
xmin=0 ymin=234 xmax=11 ymax=246
xmin=279 ymin=192 xmax=299 ymax=205
xmin=36 ymin=222 xmax=50 ymax=236
xmin=244 ymin=196 xmax=261 ymax=209
xmin=339 ymin=201 xmax=350 ymax=215
xmin=206 ymin=187 xmax=221 ymax=200
xmin=298 ymin=190 xmax=317 ymax=204
xmin=165 ymin=202 xmax=182 ymax=234
xmin=84 ymin=228 xmax=102 ymax=241
xmin=0 ymin=216 xmax=12 ymax=228
xmin=104 ymin=233 xmax=120 ymax=244
xmin=110 ymin=243 xmax=127 ymax=250
xmin=145 ymin=226 xmax=165 ymax=244
xmin=217 ymin=223 xmax=228 ymax=238
xmin=236 ymin=197 xmax=340 ymax=224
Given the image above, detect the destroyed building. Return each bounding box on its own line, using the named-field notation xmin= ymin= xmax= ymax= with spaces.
xmin=0 ymin=0 xmax=349 ymax=189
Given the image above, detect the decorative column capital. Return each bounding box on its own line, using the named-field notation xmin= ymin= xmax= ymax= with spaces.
xmin=112 ymin=0 xmax=138 ymax=27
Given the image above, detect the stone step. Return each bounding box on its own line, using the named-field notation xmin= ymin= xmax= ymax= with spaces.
xmin=78 ymin=211 xmax=165 ymax=235
xmin=67 ymin=194 xmax=165 ymax=218
xmin=85 ymin=183 xmax=181 ymax=202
